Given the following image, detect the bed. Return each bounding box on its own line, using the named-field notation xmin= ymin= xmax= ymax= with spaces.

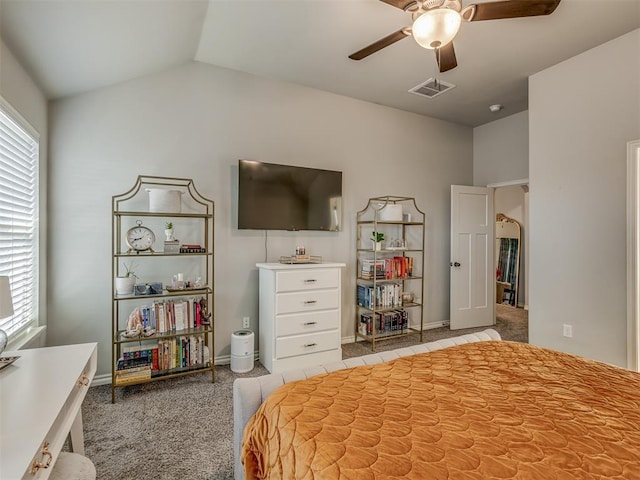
xmin=233 ymin=329 xmax=640 ymax=479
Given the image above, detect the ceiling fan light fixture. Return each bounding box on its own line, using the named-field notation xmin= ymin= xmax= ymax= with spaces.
xmin=412 ymin=8 xmax=461 ymax=49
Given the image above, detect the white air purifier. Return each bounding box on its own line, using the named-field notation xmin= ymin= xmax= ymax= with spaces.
xmin=231 ymin=330 xmax=254 ymax=373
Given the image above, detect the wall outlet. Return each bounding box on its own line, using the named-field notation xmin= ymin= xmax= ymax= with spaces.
xmin=563 ymin=324 xmax=573 ymax=338
xmin=243 ymin=316 xmax=250 ymax=329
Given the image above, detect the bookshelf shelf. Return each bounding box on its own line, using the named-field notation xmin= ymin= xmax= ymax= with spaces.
xmin=356 ymin=276 xmax=423 ymax=283
xmin=113 ymin=287 xmax=212 ymax=301
xmin=356 ymin=248 xmax=423 ymax=253
xmin=355 ymin=196 xmax=425 ymax=350
xmin=355 ymin=326 xmax=423 ymax=342
xmin=114 ymin=211 xmax=213 ymax=219
xmin=113 ymin=325 xmax=213 ymax=344
xmin=114 ymin=252 xmax=213 ymax=258
xmin=114 ymin=364 xmax=211 ymax=387
xmin=111 ymin=175 xmax=215 ymax=403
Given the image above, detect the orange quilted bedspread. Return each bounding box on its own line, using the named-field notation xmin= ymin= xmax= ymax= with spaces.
xmin=242 ymin=341 xmax=640 ymax=479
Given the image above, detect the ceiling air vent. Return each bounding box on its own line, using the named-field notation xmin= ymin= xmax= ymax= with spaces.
xmin=409 ymin=78 xmax=455 ymax=99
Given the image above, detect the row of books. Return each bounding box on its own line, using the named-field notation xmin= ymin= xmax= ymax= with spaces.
xmin=137 ymin=297 xmax=208 ymax=333
xmin=114 ymin=364 xmax=152 ymax=386
xmin=180 ymin=243 xmax=206 ymax=253
xmin=358 ymin=310 xmax=409 ymax=337
xmin=117 ymin=334 xmax=207 ymax=374
xmin=357 ymin=283 xmax=404 ymax=308
xmin=360 ymin=256 xmax=414 ymax=280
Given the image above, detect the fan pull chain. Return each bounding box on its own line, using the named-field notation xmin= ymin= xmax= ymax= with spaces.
xmin=434 ymin=47 xmax=441 ymax=91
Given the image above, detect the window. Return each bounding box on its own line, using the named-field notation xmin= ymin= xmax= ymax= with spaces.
xmin=0 ymin=99 xmax=39 ymax=337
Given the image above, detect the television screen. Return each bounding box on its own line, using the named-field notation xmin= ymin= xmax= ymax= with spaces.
xmin=238 ymin=160 xmax=342 ymax=231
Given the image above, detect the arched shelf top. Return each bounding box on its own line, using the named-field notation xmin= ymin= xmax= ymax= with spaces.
xmin=112 ymin=175 xmax=213 ymax=217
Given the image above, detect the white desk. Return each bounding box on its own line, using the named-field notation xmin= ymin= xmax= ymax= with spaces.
xmin=0 ymin=343 xmax=97 ymax=479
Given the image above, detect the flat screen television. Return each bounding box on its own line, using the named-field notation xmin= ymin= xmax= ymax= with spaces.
xmin=238 ymin=160 xmax=342 ymax=231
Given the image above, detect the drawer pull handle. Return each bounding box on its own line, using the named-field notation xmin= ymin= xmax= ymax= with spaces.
xmin=303 ymin=279 xmax=317 ymax=283
xmin=304 ymin=343 xmax=317 ymax=348
xmin=303 ymin=321 xmax=317 ymax=326
xmin=77 ymin=374 xmax=90 ymax=387
xmin=30 ymin=442 xmax=52 ymax=474
xmin=303 ymin=300 xmax=317 ymax=305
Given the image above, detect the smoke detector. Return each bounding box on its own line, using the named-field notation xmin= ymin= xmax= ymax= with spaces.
xmin=489 ymin=104 xmax=503 ymax=113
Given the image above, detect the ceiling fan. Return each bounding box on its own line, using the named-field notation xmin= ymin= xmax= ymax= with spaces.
xmin=349 ymin=0 xmax=561 ymax=72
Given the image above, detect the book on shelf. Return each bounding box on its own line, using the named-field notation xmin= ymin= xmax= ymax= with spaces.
xmin=180 ymin=244 xmax=206 ymax=253
xmin=117 ymin=357 xmax=152 ymax=370
xmin=357 ymin=283 xmax=403 ymax=308
xmin=134 ymin=296 xmax=209 ymax=334
xmin=360 ymin=256 xmax=414 ymax=280
xmin=116 ymin=367 xmax=151 ymax=379
xmin=115 ymin=358 xmax=152 ymax=385
xmin=119 ymin=333 xmax=207 ymax=373
xmin=359 ymin=310 xmax=408 ymax=337
xmin=115 ymin=370 xmax=152 ymax=386
xmin=174 ymin=302 xmax=186 ymax=330
xmin=115 ymin=364 xmax=151 ymax=375
xmin=360 ymin=259 xmax=385 ymax=280
xmin=119 ymin=345 xmax=157 ymax=370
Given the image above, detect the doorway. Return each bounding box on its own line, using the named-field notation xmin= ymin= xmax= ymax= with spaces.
xmin=493 ymin=184 xmax=528 ymax=309
xmin=449 ymin=186 xmax=494 ymax=330
xmin=449 ymin=182 xmax=529 ymax=335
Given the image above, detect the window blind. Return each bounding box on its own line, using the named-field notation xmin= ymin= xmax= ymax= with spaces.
xmin=0 ymin=102 xmax=39 ymax=337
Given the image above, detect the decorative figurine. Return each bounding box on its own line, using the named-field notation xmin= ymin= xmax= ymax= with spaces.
xmin=199 ymin=298 xmax=212 ymax=326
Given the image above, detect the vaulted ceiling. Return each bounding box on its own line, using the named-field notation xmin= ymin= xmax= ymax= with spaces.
xmin=1 ymin=0 xmax=638 ymax=126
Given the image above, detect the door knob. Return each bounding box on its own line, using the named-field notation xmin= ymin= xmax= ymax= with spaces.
xmin=449 ymin=262 xmax=461 ymax=267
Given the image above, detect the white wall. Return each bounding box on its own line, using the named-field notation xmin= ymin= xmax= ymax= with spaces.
xmin=473 ymin=110 xmax=528 ymax=186
xmin=0 ymin=39 xmax=48 ymax=340
xmin=48 ymin=61 xmax=472 ymax=377
xmin=529 ymin=29 xmax=640 ymax=367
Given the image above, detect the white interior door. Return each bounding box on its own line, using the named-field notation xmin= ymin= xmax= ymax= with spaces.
xmin=450 ymin=185 xmax=495 ymax=330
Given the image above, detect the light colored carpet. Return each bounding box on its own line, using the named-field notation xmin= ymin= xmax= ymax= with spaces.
xmin=82 ymin=306 xmax=527 ymax=479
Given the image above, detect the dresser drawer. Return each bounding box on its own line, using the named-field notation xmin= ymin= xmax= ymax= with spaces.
xmin=276 ymin=310 xmax=339 ymax=337
xmin=276 ymin=289 xmax=339 ymax=315
xmin=275 ymin=330 xmax=339 ymax=360
xmin=276 ymin=268 xmax=339 ymax=293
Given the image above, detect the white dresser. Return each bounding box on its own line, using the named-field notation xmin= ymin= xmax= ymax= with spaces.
xmin=256 ymin=262 xmax=345 ymax=373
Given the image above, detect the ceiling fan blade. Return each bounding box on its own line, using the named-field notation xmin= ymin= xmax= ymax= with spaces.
xmin=349 ymin=29 xmax=409 ymax=60
xmin=436 ymin=42 xmax=457 ymax=72
xmin=379 ymin=0 xmax=417 ymax=11
xmin=464 ymin=0 xmax=561 ymax=22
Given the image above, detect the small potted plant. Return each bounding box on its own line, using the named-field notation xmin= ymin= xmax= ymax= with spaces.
xmin=164 ymin=222 xmax=175 ymax=242
xmin=115 ymin=261 xmax=137 ymax=295
xmin=371 ymin=231 xmax=384 ymax=251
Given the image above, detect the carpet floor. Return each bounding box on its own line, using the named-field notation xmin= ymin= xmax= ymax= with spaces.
xmin=82 ymin=306 xmax=527 ymax=479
